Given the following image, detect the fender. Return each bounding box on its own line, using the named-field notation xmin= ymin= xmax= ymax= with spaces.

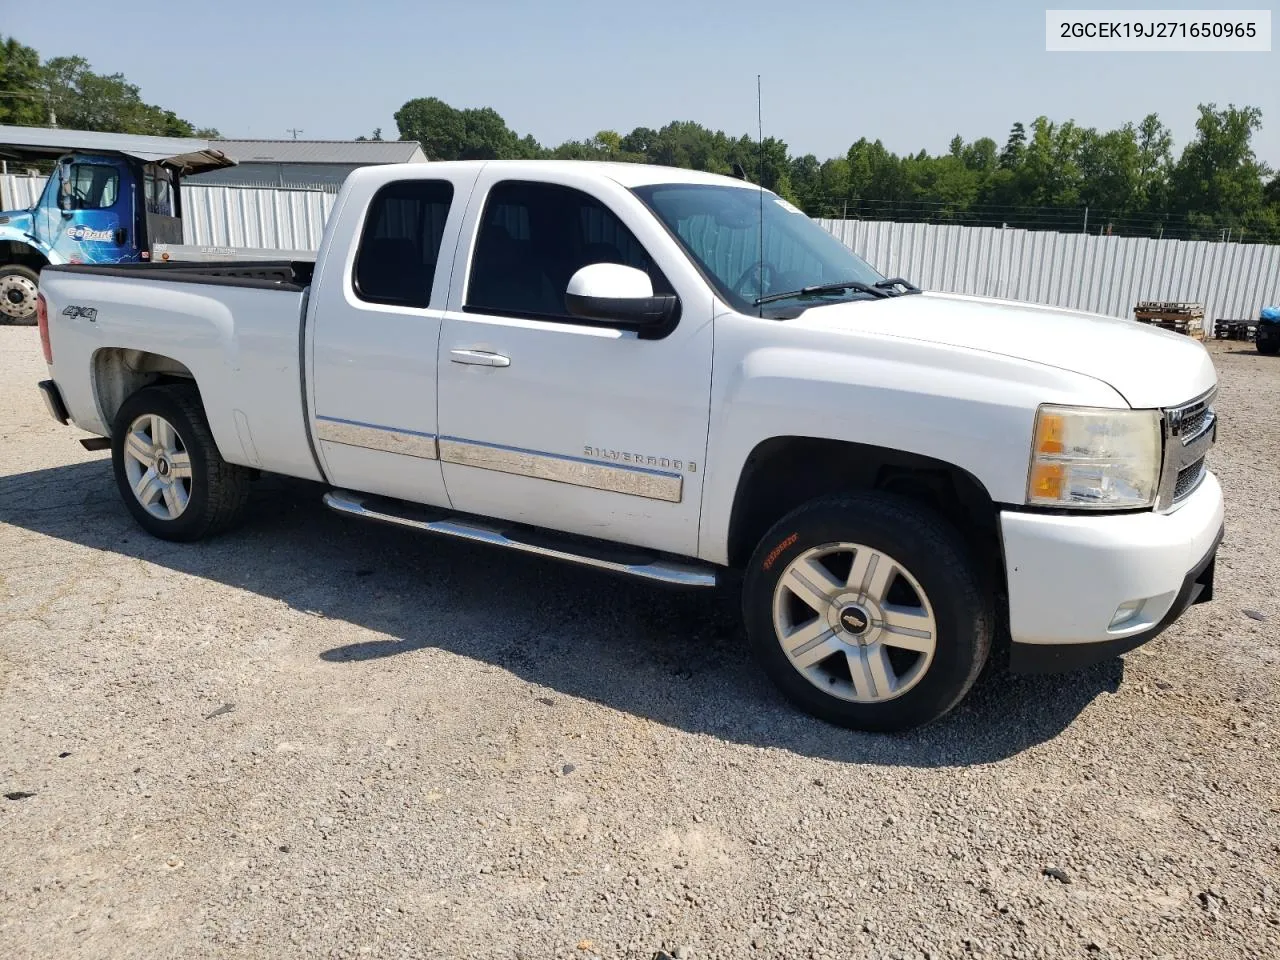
xmin=0 ymin=218 xmax=62 ymax=265
xmin=696 ymin=312 xmax=1131 ymax=565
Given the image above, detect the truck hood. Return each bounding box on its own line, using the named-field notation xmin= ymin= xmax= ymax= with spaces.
xmin=797 ymin=291 xmax=1216 ymax=409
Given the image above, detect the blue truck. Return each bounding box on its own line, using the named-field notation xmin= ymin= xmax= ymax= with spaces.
xmin=0 ymin=125 xmax=236 ymax=324
xmin=1259 ymin=305 xmax=1280 ymax=355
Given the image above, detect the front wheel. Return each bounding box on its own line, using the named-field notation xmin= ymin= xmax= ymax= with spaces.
xmin=1258 ymin=338 xmax=1279 ymax=355
xmin=0 ymin=264 xmax=40 ymax=326
xmin=111 ymin=384 xmax=251 ymax=541
xmin=743 ymin=493 xmax=993 ymax=732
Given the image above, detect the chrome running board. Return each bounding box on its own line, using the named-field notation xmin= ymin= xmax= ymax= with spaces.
xmin=323 ymin=489 xmax=718 ymax=588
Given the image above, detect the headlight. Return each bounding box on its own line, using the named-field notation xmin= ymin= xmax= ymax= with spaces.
xmin=1026 ymin=405 xmax=1161 ymax=509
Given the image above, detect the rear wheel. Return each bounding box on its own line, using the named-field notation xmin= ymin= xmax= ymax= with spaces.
xmin=743 ymin=493 xmax=992 ymax=732
xmin=0 ymin=265 xmax=40 ymax=326
xmin=111 ymin=384 xmax=251 ymax=541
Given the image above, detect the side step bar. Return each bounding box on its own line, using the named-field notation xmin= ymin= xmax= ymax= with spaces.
xmin=323 ymin=489 xmax=719 ymax=588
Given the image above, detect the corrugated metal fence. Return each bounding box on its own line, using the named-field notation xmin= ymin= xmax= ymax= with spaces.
xmin=181 ymin=185 xmax=334 ymax=249
xmin=1 ymin=174 xmax=335 ymax=250
xmin=822 ymin=218 xmax=1280 ymax=322
xmin=5 ymin=173 xmax=1279 ymax=319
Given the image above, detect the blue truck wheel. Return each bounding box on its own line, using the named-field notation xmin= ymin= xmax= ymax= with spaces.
xmin=0 ymin=265 xmax=40 ymax=326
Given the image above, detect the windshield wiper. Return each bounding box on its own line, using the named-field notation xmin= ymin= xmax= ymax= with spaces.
xmin=873 ymin=277 xmax=923 ymax=294
xmin=754 ymin=280 xmax=889 ymax=306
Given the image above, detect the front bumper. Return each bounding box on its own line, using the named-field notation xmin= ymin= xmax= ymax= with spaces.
xmin=1002 ymin=471 xmax=1225 ymax=673
xmin=38 ymin=380 xmax=70 ymax=425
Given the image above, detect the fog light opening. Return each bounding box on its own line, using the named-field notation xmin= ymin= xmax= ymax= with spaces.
xmin=1109 ymin=600 xmax=1146 ymax=629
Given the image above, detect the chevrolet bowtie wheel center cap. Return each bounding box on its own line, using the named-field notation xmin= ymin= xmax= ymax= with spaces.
xmin=838 ymin=604 xmax=871 ymax=637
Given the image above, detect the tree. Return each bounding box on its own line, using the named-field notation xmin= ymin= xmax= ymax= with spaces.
xmin=1077 ymin=125 xmax=1140 ymax=214
xmin=1134 ymin=113 xmax=1173 ymax=213
xmin=0 ymin=36 xmax=47 ymax=125
xmin=40 ymin=55 xmax=201 ymax=135
xmin=1170 ymin=103 xmax=1271 ymax=234
xmin=394 ymin=97 xmax=537 ymax=160
xmin=1021 ymin=116 xmax=1085 ymax=207
xmin=998 ymin=122 xmax=1027 ymax=169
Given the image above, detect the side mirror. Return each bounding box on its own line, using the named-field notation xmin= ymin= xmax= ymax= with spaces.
xmin=565 ymin=263 xmax=678 ymax=328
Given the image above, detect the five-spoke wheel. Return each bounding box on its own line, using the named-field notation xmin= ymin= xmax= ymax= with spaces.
xmin=121 ymin=413 xmax=194 ymax=520
xmin=111 ymin=384 xmax=250 ymax=541
xmin=744 ymin=493 xmax=993 ymax=732
xmin=773 ymin=542 xmax=937 ymax=704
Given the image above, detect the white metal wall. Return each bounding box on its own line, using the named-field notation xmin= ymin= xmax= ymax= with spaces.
xmin=5 ymin=173 xmax=1279 ymax=319
xmin=820 ymin=218 xmax=1280 ymax=322
xmin=2 ymin=174 xmax=335 ymax=250
xmin=181 ymin=184 xmax=335 ymax=249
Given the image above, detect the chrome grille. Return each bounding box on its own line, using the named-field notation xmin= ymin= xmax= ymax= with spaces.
xmin=1174 ymin=457 xmax=1206 ymax=500
xmin=1157 ymin=388 xmax=1216 ymax=509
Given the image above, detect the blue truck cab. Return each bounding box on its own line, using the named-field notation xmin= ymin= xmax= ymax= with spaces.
xmin=0 ymin=125 xmax=234 ymax=324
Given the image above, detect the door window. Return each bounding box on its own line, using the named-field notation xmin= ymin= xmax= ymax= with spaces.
xmin=465 ymin=180 xmax=672 ymax=322
xmin=353 ymin=180 xmax=455 ymax=308
xmin=66 ymin=164 xmax=120 ymax=209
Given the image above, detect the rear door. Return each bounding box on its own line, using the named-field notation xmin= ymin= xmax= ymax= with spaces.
xmin=306 ymin=169 xmax=478 ymax=504
xmin=434 ymin=170 xmax=715 ymax=556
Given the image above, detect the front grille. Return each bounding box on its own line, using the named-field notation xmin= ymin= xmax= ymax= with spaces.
xmin=1159 ymin=388 xmax=1216 ymax=509
xmin=1174 ymin=457 xmax=1206 ymax=500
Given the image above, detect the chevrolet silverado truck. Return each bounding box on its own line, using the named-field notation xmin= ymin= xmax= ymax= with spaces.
xmin=34 ymin=161 xmax=1224 ymax=732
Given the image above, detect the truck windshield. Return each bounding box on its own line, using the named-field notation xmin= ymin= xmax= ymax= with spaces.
xmin=632 ymin=182 xmax=885 ymax=314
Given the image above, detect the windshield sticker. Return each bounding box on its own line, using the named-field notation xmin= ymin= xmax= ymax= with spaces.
xmin=68 ymin=225 xmax=114 ymax=243
xmin=772 ymin=197 xmax=805 ymax=215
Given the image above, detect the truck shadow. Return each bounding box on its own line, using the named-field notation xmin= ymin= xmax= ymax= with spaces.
xmin=0 ymin=460 xmax=1121 ymax=767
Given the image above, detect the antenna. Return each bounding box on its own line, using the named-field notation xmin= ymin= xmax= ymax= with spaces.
xmin=287 ymin=128 xmax=304 ymax=140
xmin=757 ymin=74 xmax=764 ymax=319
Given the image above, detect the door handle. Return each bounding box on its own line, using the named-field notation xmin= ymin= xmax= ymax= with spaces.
xmin=450 ymin=349 xmax=510 ymax=367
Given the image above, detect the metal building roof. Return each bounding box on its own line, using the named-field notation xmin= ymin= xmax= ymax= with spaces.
xmin=211 ymin=139 xmax=426 ymax=165
xmin=0 ymin=124 xmax=234 ymax=174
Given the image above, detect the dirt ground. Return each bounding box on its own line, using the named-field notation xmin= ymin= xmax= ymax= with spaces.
xmin=1 ymin=327 xmax=1277 ymax=960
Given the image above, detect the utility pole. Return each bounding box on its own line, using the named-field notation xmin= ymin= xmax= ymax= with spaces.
xmin=287 ymin=128 xmax=304 ymax=140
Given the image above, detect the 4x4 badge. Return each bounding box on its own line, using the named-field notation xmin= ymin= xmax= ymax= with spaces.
xmin=62 ymin=305 xmax=97 ymax=322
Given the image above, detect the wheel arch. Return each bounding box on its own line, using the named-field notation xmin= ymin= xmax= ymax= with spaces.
xmin=92 ymin=347 xmax=198 ymax=435
xmin=0 ymin=241 xmax=51 ymax=274
xmin=725 ymin=435 xmax=1004 ymax=586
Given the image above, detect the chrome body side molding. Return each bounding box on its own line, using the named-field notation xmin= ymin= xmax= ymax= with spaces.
xmin=315 ymin=416 xmax=439 ymax=460
xmin=438 ymin=437 xmax=683 ymax=503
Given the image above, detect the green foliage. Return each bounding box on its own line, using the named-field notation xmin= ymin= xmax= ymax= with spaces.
xmin=0 ymin=36 xmax=46 ymax=125
xmin=390 ymin=95 xmax=1278 ymax=240
xmin=0 ymin=36 xmax=215 ymax=136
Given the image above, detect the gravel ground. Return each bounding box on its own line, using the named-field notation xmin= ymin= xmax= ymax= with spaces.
xmin=1 ymin=326 xmax=1278 ymax=960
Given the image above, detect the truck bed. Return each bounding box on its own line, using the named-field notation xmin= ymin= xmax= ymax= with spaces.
xmin=44 ymin=260 xmax=315 ymax=290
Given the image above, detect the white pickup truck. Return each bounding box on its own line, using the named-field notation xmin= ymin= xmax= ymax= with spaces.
xmin=34 ymin=160 xmax=1224 ymax=732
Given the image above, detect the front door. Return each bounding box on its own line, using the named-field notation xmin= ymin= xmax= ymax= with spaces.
xmin=307 ymin=170 xmax=477 ymax=505
xmin=37 ymin=159 xmax=132 ymax=264
xmin=436 ymin=171 xmax=714 ymax=557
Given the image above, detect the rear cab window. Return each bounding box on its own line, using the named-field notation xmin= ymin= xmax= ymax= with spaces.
xmin=353 ymin=180 xmax=455 ymax=308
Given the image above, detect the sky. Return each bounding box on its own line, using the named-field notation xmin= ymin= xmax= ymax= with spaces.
xmin=5 ymin=0 xmax=1278 ymax=167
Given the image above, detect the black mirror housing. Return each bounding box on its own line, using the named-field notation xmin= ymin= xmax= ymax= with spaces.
xmin=565 ymin=292 xmax=679 ymax=327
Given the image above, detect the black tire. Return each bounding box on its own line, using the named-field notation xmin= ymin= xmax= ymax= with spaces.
xmin=1258 ymin=339 xmax=1279 ymax=355
xmin=0 ymin=264 xmax=40 ymax=326
xmin=111 ymin=384 xmax=251 ymax=542
xmin=743 ymin=493 xmax=992 ymax=733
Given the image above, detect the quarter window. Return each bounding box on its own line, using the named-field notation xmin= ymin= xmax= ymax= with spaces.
xmin=353 ymin=180 xmax=454 ymax=308
xmin=466 ymin=180 xmax=672 ymax=321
